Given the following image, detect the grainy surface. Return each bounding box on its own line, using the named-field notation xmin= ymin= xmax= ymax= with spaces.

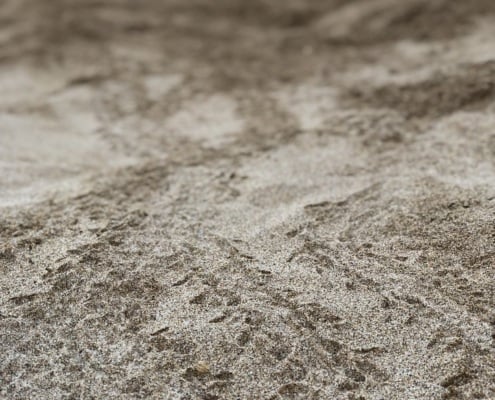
xmin=1 ymin=1 xmax=495 ymax=399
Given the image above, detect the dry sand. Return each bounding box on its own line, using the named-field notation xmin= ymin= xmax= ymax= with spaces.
xmin=1 ymin=1 xmax=495 ymax=399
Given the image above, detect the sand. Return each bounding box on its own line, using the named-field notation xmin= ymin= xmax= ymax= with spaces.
xmin=1 ymin=1 xmax=495 ymax=399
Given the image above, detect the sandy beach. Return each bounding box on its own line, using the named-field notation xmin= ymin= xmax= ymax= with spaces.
xmin=1 ymin=1 xmax=495 ymax=398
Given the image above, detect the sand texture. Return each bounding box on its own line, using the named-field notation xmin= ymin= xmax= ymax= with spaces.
xmin=1 ymin=1 xmax=495 ymax=399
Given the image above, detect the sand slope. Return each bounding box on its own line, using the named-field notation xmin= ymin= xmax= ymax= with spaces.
xmin=1 ymin=1 xmax=495 ymax=399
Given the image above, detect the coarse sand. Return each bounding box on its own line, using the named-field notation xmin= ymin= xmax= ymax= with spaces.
xmin=1 ymin=1 xmax=495 ymax=399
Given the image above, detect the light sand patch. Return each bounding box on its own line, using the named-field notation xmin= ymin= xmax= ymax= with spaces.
xmin=165 ymin=94 xmax=244 ymax=148
xmin=272 ymin=84 xmax=338 ymax=131
xmin=48 ymin=85 xmax=101 ymax=134
xmin=0 ymin=111 xmax=122 ymax=206
xmin=143 ymin=73 xmax=183 ymax=103
xmin=0 ymin=64 xmax=63 ymax=108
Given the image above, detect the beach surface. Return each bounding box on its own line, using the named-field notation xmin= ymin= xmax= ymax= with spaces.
xmin=1 ymin=1 xmax=495 ymax=399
